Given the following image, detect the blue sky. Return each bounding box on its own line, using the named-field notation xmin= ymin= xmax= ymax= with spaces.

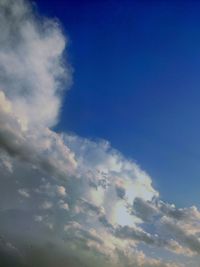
xmin=35 ymin=0 xmax=200 ymax=207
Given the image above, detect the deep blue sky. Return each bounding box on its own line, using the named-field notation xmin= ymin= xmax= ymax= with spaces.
xmin=35 ymin=0 xmax=200 ymax=207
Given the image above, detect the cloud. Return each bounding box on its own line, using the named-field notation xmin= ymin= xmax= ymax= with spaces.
xmin=160 ymin=216 xmax=200 ymax=255
xmin=0 ymin=0 xmax=77 ymax=180
xmin=130 ymin=197 xmax=200 ymax=256
xmin=36 ymin=182 xmax=67 ymax=198
xmin=40 ymin=201 xmax=53 ymax=210
xmin=56 ymin=186 xmax=67 ymax=197
xmin=0 ymin=0 xmax=71 ymax=128
xmin=18 ymin=188 xmax=30 ymax=198
xmin=58 ymin=200 xmax=69 ymax=211
xmin=0 ymin=152 xmax=13 ymax=173
xmin=115 ymin=181 xmax=126 ymax=199
xmin=115 ymin=225 xmax=156 ymax=245
xmin=133 ymin=197 xmax=159 ymax=222
xmin=0 ymin=236 xmax=23 ymax=267
xmin=0 ymin=0 xmax=199 ymax=267
xmin=0 ymin=90 xmax=77 ymax=179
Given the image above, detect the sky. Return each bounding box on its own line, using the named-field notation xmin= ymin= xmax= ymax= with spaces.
xmin=1 ymin=0 xmax=200 ymax=267
xmin=35 ymin=0 xmax=200 ymax=206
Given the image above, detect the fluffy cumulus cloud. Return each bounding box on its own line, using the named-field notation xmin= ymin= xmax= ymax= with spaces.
xmin=0 ymin=1 xmax=200 ymax=267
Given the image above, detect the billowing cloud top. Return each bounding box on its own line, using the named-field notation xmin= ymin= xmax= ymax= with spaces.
xmin=0 ymin=1 xmax=200 ymax=267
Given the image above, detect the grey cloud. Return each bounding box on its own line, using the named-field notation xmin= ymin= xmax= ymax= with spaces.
xmin=98 ymin=215 xmax=114 ymax=230
xmin=132 ymin=198 xmax=200 ymax=255
xmin=158 ymin=202 xmax=186 ymax=220
xmin=115 ymin=184 xmax=126 ymax=199
xmin=79 ymin=198 xmax=104 ymax=216
xmin=116 ymin=248 xmax=180 ymax=267
xmin=133 ymin=197 xmax=159 ymax=222
xmin=134 ymin=198 xmax=200 ymax=224
xmin=64 ymin=221 xmax=103 ymax=246
xmin=0 ymin=236 xmax=24 ymax=267
xmin=0 ymin=94 xmax=77 ymax=179
xmin=161 ymin=217 xmax=200 ymax=254
xmin=77 ymin=198 xmax=116 ymax=231
xmin=115 ymin=225 xmax=155 ymax=245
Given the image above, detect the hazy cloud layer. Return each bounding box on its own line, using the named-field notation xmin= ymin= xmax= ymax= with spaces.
xmin=0 ymin=1 xmax=199 ymax=267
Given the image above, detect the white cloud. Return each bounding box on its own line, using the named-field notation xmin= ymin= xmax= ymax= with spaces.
xmin=34 ymin=215 xmax=43 ymax=222
xmin=0 ymin=0 xmax=71 ymax=129
xmin=56 ymin=185 xmax=67 ymax=197
xmin=18 ymin=188 xmax=30 ymax=198
xmin=58 ymin=200 xmax=69 ymax=211
xmin=0 ymin=151 xmax=13 ymax=173
xmin=40 ymin=201 xmax=53 ymax=210
xmin=167 ymin=239 xmax=196 ymax=257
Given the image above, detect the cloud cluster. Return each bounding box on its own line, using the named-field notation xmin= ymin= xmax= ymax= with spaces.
xmin=0 ymin=0 xmax=76 ymax=180
xmin=0 ymin=1 xmax=199 ymax=267
xmin=0 ymin=0 xmax=72 ymax=128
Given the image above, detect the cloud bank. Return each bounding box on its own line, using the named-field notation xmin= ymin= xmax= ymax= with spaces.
xmin=0 ymin=1 xmax=199 ymax=267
